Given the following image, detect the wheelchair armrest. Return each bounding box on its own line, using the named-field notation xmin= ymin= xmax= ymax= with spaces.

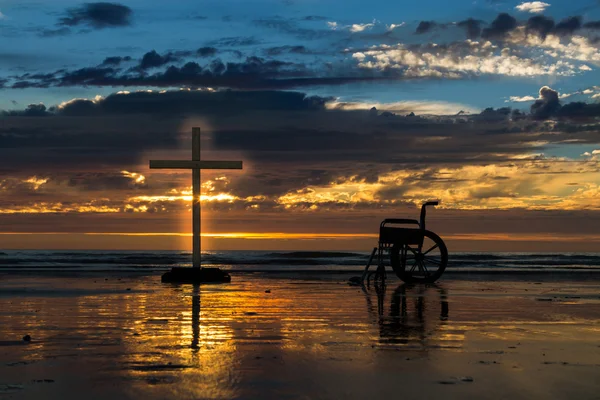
xmin=381 ymin=219 xmax=420 ymax=228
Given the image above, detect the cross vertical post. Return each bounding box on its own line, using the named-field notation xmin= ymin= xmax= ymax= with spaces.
xmin=192 ymin=127 xmax=201 ymax=269
xmin=149 ymin=126 xmax=243 ymax=283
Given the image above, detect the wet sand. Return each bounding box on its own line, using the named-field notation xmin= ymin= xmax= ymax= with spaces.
xmin=1 ymin=273 xmax=600 ymax=399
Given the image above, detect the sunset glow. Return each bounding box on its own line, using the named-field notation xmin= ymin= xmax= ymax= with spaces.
xmin=1 ymin=1 xmax=600 ymax=251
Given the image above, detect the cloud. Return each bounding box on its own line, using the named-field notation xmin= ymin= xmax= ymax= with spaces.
xmin=324 ymin=99 xmax=478 ymax=115
xmin=303 ymin=16 xmax=328 ymax=21
xmin=265 ymin=45 xmax=309 ymax=56
xmin=554 ymin=16 xmax=582 ymax=36
xmin=100 ymin=55 xmax=132 ymax=66
xmin=8 ymin=54 xmax=386 ymax=90
xmin=523 ymin=15 xmax=583 ymax=39
xmin=49 ymin=90 xmax=332 ymax=116
xmin=515 ymin=1 xmax=551 ymax=13
xmin=39 ymin=27 xmax=72 ymax=37
xmin=197 ymin=47 xmax=218 ymax=57
xmin=508 ymin=95 xmax=537 ymax=102
xmin=3 ymin=103 xmax=50 ymax=116
xmin=139 ymin=50 xmax=179 ymax=70
xmin=387 ymin=23 xmax=405 ymax=31
xmin=515 ymin=34 xmax=600 ymax=65
xmin=207 ymin=36 xmax=261 ymax=47
xmin=350 ymin=23 xmax=375 ymax=33
xmin=558 ymin=101 xmax=600 ymax=118
xmin=353 ymin=40 xmax=578 ymax=78
xmin=58 ymin=2 xmax=133 ymax=29
xmin=527 ymin=85 xmax=600 ymax=118
xmin=526 ymin=15 xmax=555 ymax=38
xmin=415 ymin=21 xmax=437 ymax=34
xmin=482 ymin=13 xmax=518 ymax=38
xmin=3 ymin=88 xmax=600 ymax=221
xmin=0 ymin=10 xmax=6 ymax=19
xmin=457 ymin=18 xmax=483 ymax=39
xmin=584 ymin=21 xmax=600 ymax=29
xmin=530 ymin=85 xmax=560 ymax=118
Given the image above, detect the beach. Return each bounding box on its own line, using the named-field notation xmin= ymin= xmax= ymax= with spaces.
xmin=1 ymin=270 xmax=600 ymax=399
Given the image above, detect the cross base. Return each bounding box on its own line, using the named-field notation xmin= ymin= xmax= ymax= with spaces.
xmin=161 ymin=267 xmax=231 ymax=284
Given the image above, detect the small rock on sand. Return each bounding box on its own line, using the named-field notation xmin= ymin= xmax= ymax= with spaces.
xmin=22 ymin=335 xmax=31 ymax=342
xmin=461 ymin=376 xmax=474 ymax=382
xmin=438 ymin=379 xmax=457 ymax=385
xmin=265 ymin=290 xmax=271 ymax=293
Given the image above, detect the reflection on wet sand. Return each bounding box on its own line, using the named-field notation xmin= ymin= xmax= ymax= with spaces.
xmin=363 ymin=283 xmax=450 ymax=349
xmin=1 ymin=275 xmax=600 ymax=399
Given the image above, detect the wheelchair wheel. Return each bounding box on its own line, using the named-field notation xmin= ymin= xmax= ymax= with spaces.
xmin=390 ymin=230 xmax=448 ymax=283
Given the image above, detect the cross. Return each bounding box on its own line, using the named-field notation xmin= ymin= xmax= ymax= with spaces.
xmin=149 ymin=127 xmax=243 ymax=269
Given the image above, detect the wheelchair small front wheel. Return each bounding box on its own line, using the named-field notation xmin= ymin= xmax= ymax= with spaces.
xmin=390 ymin=230 xmax=448 ymax=283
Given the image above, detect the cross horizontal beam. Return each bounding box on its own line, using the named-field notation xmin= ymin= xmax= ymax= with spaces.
xmin=149 ymin=160 xmax=243 ymax=169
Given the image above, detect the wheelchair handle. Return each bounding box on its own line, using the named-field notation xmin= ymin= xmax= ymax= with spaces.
xmin=420 ymin=200 xmax=439 ymax=231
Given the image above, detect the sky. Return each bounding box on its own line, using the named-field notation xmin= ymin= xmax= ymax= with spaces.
xmin=1 ymin=0 xmax=600 ymax=251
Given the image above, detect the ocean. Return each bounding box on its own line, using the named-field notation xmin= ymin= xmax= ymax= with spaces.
xmin=1 ymin=250 xmax=600 ymax=274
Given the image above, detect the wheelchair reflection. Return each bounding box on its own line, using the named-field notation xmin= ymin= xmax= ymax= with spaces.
xmin=363 ymin=282 xmax=449 ymax=347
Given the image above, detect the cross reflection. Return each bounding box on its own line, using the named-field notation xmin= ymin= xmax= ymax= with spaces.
xmin=191 ymin=284 xmax=201 ymax=350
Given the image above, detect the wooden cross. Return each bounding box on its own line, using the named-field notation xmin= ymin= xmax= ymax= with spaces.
xmin=149 ymin=127 xmax=242 ymax=269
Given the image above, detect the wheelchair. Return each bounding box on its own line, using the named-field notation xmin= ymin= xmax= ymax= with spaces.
xmin=351 ymin=201 xmax=448 ymax=285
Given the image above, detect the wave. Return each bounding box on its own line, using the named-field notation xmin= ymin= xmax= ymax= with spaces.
xmin=264 ymin=251 xmax=365 ymax=258
xmin=1 ymin=250 xmax=600 ymax=273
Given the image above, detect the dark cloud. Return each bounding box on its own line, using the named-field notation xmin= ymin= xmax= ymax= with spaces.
xmin=302 ymin=16 xmax=328 ymax=21
xmin=457 ymin=18 xmax=482 ymax=39
xmin=53 ymin=90 xmax=331 ymax=116
xmin=526 ymin=15 xmax=554 ymax=39
xmin=558 ymin=101 xmax=600 ymax=118
xmin=415 ymin=21 xmax=437 ymax=34
xmin=58 ymin=2 xmax=133 ymax=29
xmin=100 ymin=55 xmax=132 ymax=66
xmin=66 ymin=172 xmax=147 ymax=191
xmin=60 ymin=66 xmax=116 ymax=86
xmin=265 ymin=45 xmax=309 ymax=56
xmin=39 ymin=27 xmax=72 ymax=37
xmin=528 ymin=86 xmax=600 ymax=119
xmin=553 ymin=16 xmax=582 ymax=36
xmin=3 ymin=88 xmax=600 ymax=221
xmin=9 ymin=55 xmax=384 ymax=90
xmin=208 ymin=36 xmax=261 ymax=47
xmin=197 ymin=47 xmax=218 ymax=57
xmin=481 ymin=13 xmax=517 ymax=39
xmin=139 ymin=50 xmax=179 ymax=70
xmin=476 ymin=107 xmax=512 ymax=122
xmin=2 ymin=103 xmax=50 ymax=117
xmin=584 ymin=20 xmax=600 ymax=29
xmin=530 ymin=86 xmax=561 ymax=119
